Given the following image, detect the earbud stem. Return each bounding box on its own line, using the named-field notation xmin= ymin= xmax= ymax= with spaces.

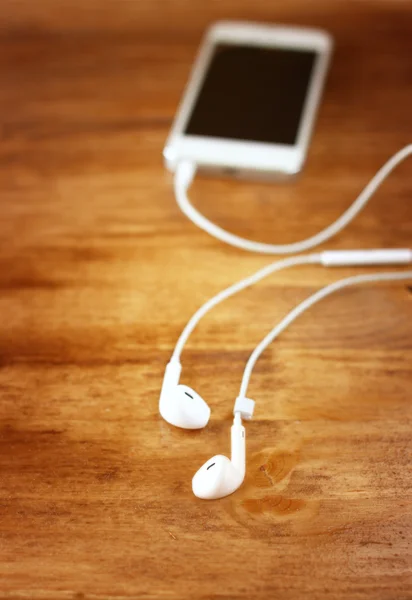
xmin=231 ymin=412 xmax=246 ymax=478
xmin=159 ymin=360 xmax=182 ymax=408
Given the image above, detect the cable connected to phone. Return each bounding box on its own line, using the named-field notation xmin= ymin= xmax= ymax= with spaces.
xmin=165 ymin=145 xmax=412 ymax=425
xmin=162 ymin=145 xmax=412 ymax=427
xmin=174 ymin=144 xmax=412 ymax=255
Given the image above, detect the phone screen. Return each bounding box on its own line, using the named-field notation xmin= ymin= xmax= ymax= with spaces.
xmin=184 ymin=44 xmax=317 ymax=146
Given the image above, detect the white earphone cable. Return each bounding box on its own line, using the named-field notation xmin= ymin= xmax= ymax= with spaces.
xmin=175 ymin=144 xmax=412 ymax=255
xmin=239 ymin=270 xmax=412 ymax=399
xmin=171 ymin=253 xmax=322 ymax=362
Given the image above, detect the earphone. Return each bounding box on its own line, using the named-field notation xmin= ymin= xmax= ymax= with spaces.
xmin=160 ymin=258 xmax=412 ymax=499
xmin=160 ymin=145 xmax=412 ymax=499
xmin=159 ymin=248 xmax=412 ymax=431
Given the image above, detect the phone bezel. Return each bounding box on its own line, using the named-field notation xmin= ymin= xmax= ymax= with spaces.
xmin=164 ymin=22 xmax=333 ymax=177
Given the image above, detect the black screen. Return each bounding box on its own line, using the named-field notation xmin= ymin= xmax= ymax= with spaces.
xmin=185 ymin=44 xmax=317 ymax=145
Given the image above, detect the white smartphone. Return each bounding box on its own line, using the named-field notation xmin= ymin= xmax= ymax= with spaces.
xmin=164 ymin=22 xmax=333 ymax=179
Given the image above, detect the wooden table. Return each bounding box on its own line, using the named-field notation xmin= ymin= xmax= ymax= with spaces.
xmin=1 ymin=1 xmax=411 ymax=598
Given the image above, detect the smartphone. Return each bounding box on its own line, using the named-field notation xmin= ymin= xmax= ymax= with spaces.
xmin=164 ymin=22 xmax=333 ymax=179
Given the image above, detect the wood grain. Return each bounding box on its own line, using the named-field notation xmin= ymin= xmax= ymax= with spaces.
xmin=0 ymin=1 xmax=412 ymax=598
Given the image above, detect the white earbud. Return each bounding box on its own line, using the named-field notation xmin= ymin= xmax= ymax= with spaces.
xmin=192 ymin=412 xmax=246 ymax=499
xmin=159 ymin=361 xmax=210 ymax=429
